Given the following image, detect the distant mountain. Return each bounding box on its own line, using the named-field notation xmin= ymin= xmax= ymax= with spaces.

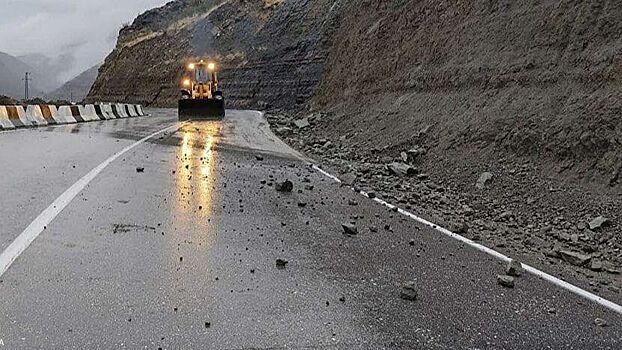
xmin=18 ymin=53 xmax=72 ymax=91
xmin=45 ymin=64 xmax=101 ymax=103
xmin=0 ymin=51 xmax=46 ymax=99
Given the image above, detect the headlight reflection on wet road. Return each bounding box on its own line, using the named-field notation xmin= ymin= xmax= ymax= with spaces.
xmin=174 ymin=124 xmax=219 ymax=219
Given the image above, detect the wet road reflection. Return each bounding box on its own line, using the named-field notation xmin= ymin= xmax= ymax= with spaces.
xmin=174 ymin=123 xmax=220 ymax=219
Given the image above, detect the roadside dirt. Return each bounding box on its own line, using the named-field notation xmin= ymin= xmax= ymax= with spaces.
xmin=268 ymin=111 xmax=622 ymax=301
xmin=263 ymin=0 xmax=622 ymax=295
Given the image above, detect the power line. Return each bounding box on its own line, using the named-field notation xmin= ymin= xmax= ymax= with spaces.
xmin=23 ymin=72 xmax=32 ymax=100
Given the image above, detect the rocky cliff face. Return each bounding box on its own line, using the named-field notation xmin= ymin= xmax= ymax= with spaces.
xmin=87 ymin=0 xmax=342 ymax=108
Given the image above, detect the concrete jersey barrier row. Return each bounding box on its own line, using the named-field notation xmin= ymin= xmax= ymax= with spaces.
xmin=0 ymin=103 xmax=148 ymax=131
xmin=0 ymin=106 xmax=16 ymax=130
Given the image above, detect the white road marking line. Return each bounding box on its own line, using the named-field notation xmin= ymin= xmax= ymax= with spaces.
xmin=0 ymin=123 xmax=180 ymax=278
xmin=310 ymin=164 xmax=622 ymax=315
xmin=312 ymin=165 xmax=342 ymax=183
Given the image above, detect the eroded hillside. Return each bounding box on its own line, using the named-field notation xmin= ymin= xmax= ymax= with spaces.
xmin=313 ymin=0 xmax=622 ymax=186
xmin=87 ymin=0 xmax=342 ymax=108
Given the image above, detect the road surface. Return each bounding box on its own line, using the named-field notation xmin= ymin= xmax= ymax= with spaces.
xmin=0 ymin=109 xmax=620 ymax=349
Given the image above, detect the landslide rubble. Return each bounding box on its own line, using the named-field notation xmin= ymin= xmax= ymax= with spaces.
xmin=269 ymin=109 xmax=622 ymax=297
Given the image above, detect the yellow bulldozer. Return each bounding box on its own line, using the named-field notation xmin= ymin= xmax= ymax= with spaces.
xmin=178 ymin=59 xmax=225 ymax=120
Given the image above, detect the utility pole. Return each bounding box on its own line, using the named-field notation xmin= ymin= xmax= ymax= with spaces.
xmin=23 ymin=72 xmax=31 ymax=100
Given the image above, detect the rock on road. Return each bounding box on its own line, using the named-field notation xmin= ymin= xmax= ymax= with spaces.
xmin=0 ymin=109 xmax=620 ymax=349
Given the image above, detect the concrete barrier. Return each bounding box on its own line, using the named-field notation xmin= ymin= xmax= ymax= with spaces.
xmin=133 ymin=105 xmax=141 ymax=116
xmin=55 ymin=106 xmax=78 ymax=124
xmin=109 ymin=105 xmax=119 ymax=118
xmin=111 ymin=104 xmax=124 ymax=118
xmin=40 ymin=105 xmax=58 ymax=125
xmin=125 ymin=104 xmax=139 ymax=117
xmin=87 ymin=104 xmax=101 ymax=120
xmin=94 ymin=104 xmax=106 ymax=119
xmin=95 ymin=104 xmax=114 ymax=120
xmin=68 ymin=105 xmax=84 ymax=122
xmin=78 ymin=105 xmax=100 ymax=121
xmin=113 ymin=104 xmax=129 ymax=118
xmin=0 ymin=106 xmax=16 ymax=130
xmin=0 ymin=103 xmax=146 ymax=131
xmin=102 ymin=104 xmax=116 ymax=119
xmin=121 ymin=104 xmax=130 ymax=118
xmin=25 ymin=105 xmax=49 ymax=126
xmin=136 ymin=105 xmax=146 ymax=116
xmin=4 ymin=106 xmax=31 ymax=128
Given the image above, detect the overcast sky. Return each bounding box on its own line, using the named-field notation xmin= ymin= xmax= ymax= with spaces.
xmin=0 ymin=0 xmax=169 ymax=82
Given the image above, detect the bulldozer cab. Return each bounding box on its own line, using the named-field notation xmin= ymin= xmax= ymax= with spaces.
xmin=179 ymin=59 xmax=225 ymax=120
xmin=194 ymin=64 xmax=212 ymax=84
xmin=184 ymin=61 xmax=218 ymax=99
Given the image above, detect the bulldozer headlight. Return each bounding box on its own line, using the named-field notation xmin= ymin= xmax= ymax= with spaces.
xmin=187 ymin=63 xmax=195 ymax=70
xmin=183 ymin=79 xmax=191 ymax=86
xmin=207 ymin=63 xmax=216 ymax=70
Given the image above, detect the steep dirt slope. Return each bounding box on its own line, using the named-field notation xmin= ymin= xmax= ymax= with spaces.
xmin=313 ymin=0 xmax=622 ymax=187
xmin=87 ymin=0 xmax=342 ymax=108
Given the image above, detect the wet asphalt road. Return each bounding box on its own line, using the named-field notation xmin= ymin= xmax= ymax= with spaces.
xmin=0 ymin=109 xmax=620 ymax=349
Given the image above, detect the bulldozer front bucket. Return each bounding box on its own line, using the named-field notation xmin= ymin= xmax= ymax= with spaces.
xmin=178 ymin=98 xmax=225 ymax=121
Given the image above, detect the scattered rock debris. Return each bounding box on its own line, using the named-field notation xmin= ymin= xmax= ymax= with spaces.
xmin=276 ymin=258 xmax=289 ymax=269
xmin=400 ymin=281 xmax=418 ymax=301
xmin=267 ymin=104 xmax=622 ymax=305
xmin=387 ymin=162 xmax=417 ymax=177
xmin=506 ymin=260 xmax=523 ymax=277
xmin=590 ymin=260 xmax=603 ymax=272
xmin=294 ymin=118 xmax=310 ymax=129
xmin=589 ymin=216 xmax=609 ymax=230
xmin=497 ymin=275 xmax=515 ymax=288
xmin=275 ymin=180 xmax=293 ymax=192
xmin=559 ymin=250 xmax=591 ymax=267
xmin=594 ymin=318 xmax=608 ymax=327
xmin=342 ymin=223 xmax=358 ymax=235
xmin=476 ymin=172 xmax=493 ymax=189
